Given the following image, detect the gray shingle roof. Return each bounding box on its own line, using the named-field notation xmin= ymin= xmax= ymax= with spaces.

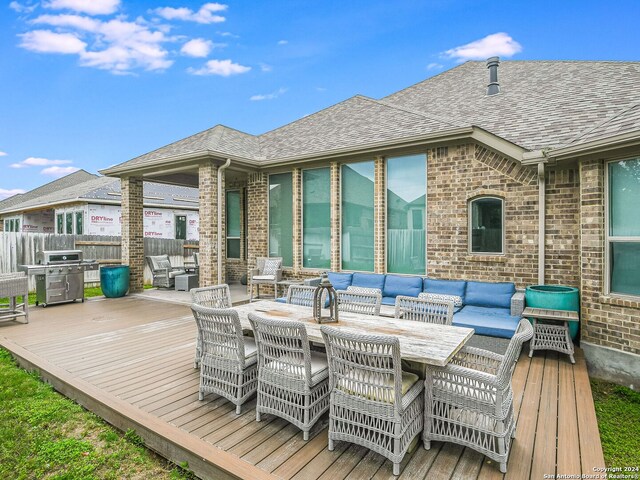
xmin=102 ymin=60 xmax=640 ymax=174
xmin=568 ymin=103 xmax=640 ymax=146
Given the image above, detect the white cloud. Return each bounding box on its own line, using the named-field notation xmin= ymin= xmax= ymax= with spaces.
xmin=41 ymin=166 xmax=80 ymax=177
xmin=426 ymin=62 xmax=443 ymax=70
xmin=181 ymin=38 xmax=213 ymax=58
xmin=443 ymin=32 xmax=522 ymax=62
xmin=188 ymin=59 xmax=250 ymax=76
xmin=259 ymin=63 xmax=272 ymax=72
xmin=44 ymin=0 xmax=120 ymax=15
xmin=0 ymin=188 xmax=26 ymax=200
xmin=19 ymin=30 xmax=87 ymax=54
xmin=9 ymin=2 xmax=37 ymax=14
xmin=218 ymin=31 xmax=238 ymax=38
xmin=152 ymin=3 xmax=227 ymax=24
xmin=277 ymin=39 xmax=288 ymax=45
xmin=11 ymin=157 xmax=74 ymax=168
xmin=250 ymin=87 xmax=287 ymax=101
xmin=0 ymin=151 xmax=7 ymax=157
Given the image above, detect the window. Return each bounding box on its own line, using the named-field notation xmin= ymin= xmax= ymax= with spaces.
xmin=3 ymin=220 xmax=8 ymax=232
xmin=469 ymin=197 xmax=504 ymax=254
xmin=175 ymin=215 xmax=187 ymax=240
xmin=303 ymin=167 xmax=330 ymax=269
xmin=269 ymin=173 xmax=293 ymax=266
xmin=387 ymin=154 xmax=426 ymax=274
xmin=607 ymin=158 xmax=640 ymax=296
xmin=5 ymin=218 xmax=20 ymax=232
xmin=75 ymin=212 xmax=83 ymax=235
xmin=56 ymin=213 xmax=64 ymax=234
xmin=342 ymin=161 xmax=374 ymax=271
xmin=15 ymin=219 xmax=20 ymax=232
xmin=226 ymin=190 xmax=241 ymax=259
xmin=65 ymin=212 xmax=73 ymax=234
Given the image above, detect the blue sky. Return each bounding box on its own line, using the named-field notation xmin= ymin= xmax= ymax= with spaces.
xmin=1 ymin=0 xmax=638 ymax=198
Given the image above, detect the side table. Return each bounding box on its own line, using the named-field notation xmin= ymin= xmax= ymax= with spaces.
xmin=276 ymin=279 xmax=305 ymax=299
xmin=524 ymin=307 xmax=579 ymax=364
xmin=175 ymin=274 xmax=199 ymax=292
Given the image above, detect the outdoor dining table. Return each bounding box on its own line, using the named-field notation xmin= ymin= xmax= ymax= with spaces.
xmin=233 ymin=300 xmax=475 ymax=367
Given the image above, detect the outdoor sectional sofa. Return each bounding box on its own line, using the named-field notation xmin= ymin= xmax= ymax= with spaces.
xmin=277 ymin=272 xmax=525 ymax=353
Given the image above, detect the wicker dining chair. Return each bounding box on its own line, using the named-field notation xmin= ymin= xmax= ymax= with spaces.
xmin=191 ymin=305 xmax=258 ymax=414
xmin=337 ymin=288 xmax=381 ymax=316
xmin=286 ymin=284 xmax=316 ymax=307
xmin=394 ymin=295 xmax=454 ymax=325
xmin=191 ymin=284 xmax=233 ymax=368
xmin=320 ymin=326 xmax=424 ymax=476
xmin=248 ymin=313 xmax=330 ymax=440
xmin=424 ymin=318 xmax=533 ymax=473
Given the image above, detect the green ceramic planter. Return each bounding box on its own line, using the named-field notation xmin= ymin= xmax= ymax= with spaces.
xmin=525 ymin=285 xmax=580 ymax=339
xmin=100 ymin=265 xmax=130 ymax=298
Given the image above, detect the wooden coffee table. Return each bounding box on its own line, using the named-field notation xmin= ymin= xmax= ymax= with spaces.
xmin=524 ymin=307 xmax=579 ymax=363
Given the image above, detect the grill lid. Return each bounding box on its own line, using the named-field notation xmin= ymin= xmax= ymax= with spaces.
xmin=36 ymin=250 xmax=83 ymax=265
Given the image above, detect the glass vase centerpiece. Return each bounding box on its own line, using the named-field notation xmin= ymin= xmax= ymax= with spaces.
xmin=312 ymin=273 xmax=338 ymax=324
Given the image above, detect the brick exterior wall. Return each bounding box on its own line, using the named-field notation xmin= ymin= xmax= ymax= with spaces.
xmin=330 ymin=162 xmax=341 ymax=271
xmin=198 ymin=163 xmax=219 ymax=287
xmin=579 ymin=159 xmax=640 ymax=356
xmin=292 ymin=168 xmax=302 ymax=276
xmin=121 ymin=176 xmax=144 ymax=293
xmin=246 ymin=172 xmax=269 ymax=293
xmin=373 ymin=156 xmax=386 ymax=274
xmin=225 ymin=178 xmax=247 ymax=283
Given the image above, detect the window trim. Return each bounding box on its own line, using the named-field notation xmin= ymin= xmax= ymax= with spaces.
xmin=468 ymin=195 xmax=505 ymax=255
xmin=225 ymin=190 xmax=241 ymax=259
xmin=301 ymin=166 xmax=331 ymax=271
xmin=267 ymin=172 xmax=294 ymax=267
xmin=174 ymin=214 xmax=187 ymax=241
xmin=604 ymin=157 xmax=640 ymax=299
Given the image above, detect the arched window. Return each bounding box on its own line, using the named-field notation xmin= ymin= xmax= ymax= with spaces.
xmin=469 ymin=196 xmax=504 ymax=254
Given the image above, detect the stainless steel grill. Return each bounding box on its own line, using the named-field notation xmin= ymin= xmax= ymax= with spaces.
xmin=21 ymin=250 xmax=99 ymax=307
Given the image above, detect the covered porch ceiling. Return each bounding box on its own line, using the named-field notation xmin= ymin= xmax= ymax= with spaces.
xmin=130 ymin=163 xmax=252 ymax=188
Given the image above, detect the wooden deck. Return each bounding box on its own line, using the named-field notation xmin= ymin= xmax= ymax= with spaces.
xmin=0 ymin=296 xmax=605 ymax=480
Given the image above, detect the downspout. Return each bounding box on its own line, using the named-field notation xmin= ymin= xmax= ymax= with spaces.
xmin=538 ymin=162 xmax=546 ymax=285
xmin=218 ymin=159 xmax=231 ymax=284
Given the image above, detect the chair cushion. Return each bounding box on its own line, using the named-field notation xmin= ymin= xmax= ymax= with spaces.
xmin=383 ymin=275 xmax=423 ymax=300
xmin=168 ymin=270 xmax=186 ymax=278
xmin=275 ymin=296 xmax=287 ymax=303
xmin=156 ymin=258 xmax=171 ymax=270
xmin=465 ymin=281 xmax=515 ymax=309
xmin=338 ymin=370 xmax=419 ymax=403
xmin=253 ymin=275 xmax=275 ymax=281
xmin=351 ymin=273 xmax=385 ymax=291
xmin=423 ymin=278 xmax=467 ymax=300
xmin=264 ymin=351 xmax=328 ymax=378
xmin=243 ymin=337 xmax=258 ymax=358
xmin=328 ymin=272 xmax=353 ymax=291
xmin=453 ymin=305 xmax=521 ymax=339
xmin=263 ymin=258 xmax=282 ymax=275
xmin=419 ymin=292 xmax=463 ymax=313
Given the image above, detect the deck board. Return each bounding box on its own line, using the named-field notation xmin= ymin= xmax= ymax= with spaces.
xmin=0 ymin=295 xmax=605 ymax=480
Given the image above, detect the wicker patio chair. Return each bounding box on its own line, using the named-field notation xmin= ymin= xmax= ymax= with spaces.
xmin=394 ymin=295 xmax=454 ymax=325
xmin=0 ymin=272 xmax=29 ymax=324
xmin=191 ymin=304 xmax=258 ymax=414
xmin=248 ymin=313 xmax=330 ymax=440
xmin=146 ymin=254 xmax=186 ymax=288
xmin=249 ymin=257 xmax=283 ymax=302
xmin=424 ymin=318 xmax=534 ymax=473
xmin=191 ymin=284 xmax=232 ymax=368
xmin=286 ymin=284 xmax=316 ymax=307
xmin=337 ymin=287 xmax=381 ymax=316
xmin=320 ymin=326 xmax=424 ymax=476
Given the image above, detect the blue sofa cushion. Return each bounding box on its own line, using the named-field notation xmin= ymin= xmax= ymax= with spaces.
xmin=351 ymin=273 xmax=385 ymax=291
xmin=328 ymin=272 xmax=353 ymax=291
xmin=383 ymin=274 xmax=423 ymax=300
xmin=275 ymin=296 xmax=287 ymax=304
xmin=465 ymin=281 xmax=515 ymax=309
xmin=423 ymin=278 xmax=467 ymax=301
xmin=453 ymin=305 xmax=520 ymax=339
xmin=381 ymin=296 xmax=396 ymax=306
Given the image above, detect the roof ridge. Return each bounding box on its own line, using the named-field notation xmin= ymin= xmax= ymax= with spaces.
xmin=368 ymin=96 xmax=463 ymax=128
xmin=566 ymin=102 xmax=640 ymax=145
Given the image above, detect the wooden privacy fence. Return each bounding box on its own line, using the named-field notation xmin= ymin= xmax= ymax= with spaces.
xmin=0 ymin=232 xmax=199 ymax=290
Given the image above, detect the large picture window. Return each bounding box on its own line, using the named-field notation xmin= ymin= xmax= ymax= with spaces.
xmin=268 ymin=173 xmax=293 ymax=267
xmin=608 ymin=158 xmax=640 ymax=297
xmin=226 ymin=190 xmax=241 ymax=258
xmin=303 ymin=167 xmax=330 ymax=269
xmin=342 ymin=161 xmax=374 ymax=271
xmin=469 ymin=197 xmax=504 ymax=254
xmin=387 ymin=154 xmax=426 ymax=274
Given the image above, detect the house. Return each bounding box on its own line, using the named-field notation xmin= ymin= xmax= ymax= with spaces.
xmin=100 ymin=59 xmax=640 ymax=385
xmin=0 ymin=170 xmax=200 ymax=240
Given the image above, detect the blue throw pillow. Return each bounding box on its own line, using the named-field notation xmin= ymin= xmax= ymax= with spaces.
xmin=423 ymin=278 xmax=467 ymax=300
xmin=383 ymin=275 xmax=423 ymax=299
xmin=465 ymin=281 xmax=515 ymax=309
xmin=327 ymin=272 xmax=353 ymax=291
xmin=352 ymin=273 xmax=385 ymax=291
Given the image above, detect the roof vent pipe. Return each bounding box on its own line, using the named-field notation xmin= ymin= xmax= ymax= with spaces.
xmin=486 ymin=56 xmax=500 ymax=95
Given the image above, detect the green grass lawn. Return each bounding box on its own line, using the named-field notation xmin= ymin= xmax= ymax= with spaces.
xmin=591 ymin=378 xmax=640 ymax=468
xmin=1 ymin=284 xmax=154 ymax=306
xmin=0 ymin=348 xmax=196 ymax=480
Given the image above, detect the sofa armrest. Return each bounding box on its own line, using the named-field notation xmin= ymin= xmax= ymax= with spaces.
xmin=304 ymin=277 xmax=321 ymax=287
xmin=511 ymin=290 xmax=525 ymax=317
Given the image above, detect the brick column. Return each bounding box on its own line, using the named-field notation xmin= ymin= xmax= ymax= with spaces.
xmin=374 ymin=156 xmax=386 ymax=273
xmin=247 ymin=172 xmax=268 ymax=281
xmin=330 ymin=162 xmax=341 ymax=271
xmin=199 ymin=163 xmax=219 ymax=287
xmin=121 ymin=176 xmax=144 ymax=292
xmin=292 ymin=168 xmax=302 ymax=275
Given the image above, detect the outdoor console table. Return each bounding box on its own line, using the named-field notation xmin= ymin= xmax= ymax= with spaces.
xmin=524 ymin=306 xmax=579 ymax=364
xmin=0 ymin=273 xmax=29 ymax=324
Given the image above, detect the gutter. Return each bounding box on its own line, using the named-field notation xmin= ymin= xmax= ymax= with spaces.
xmin=218 ymin=159 xmax=231 ymax=284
